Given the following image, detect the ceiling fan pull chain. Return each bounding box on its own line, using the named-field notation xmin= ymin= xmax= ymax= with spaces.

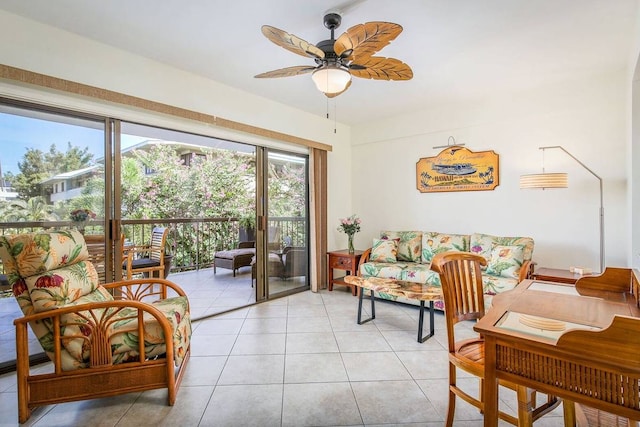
xmin=326 ymin=96 xmax=329 ymax=120
xmin=334 ymin=100 xmax=337 ymax=134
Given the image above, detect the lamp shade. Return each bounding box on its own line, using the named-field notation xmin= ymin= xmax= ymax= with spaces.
xmin=519 ymin=173 xmax=568 ymax=189
xmin=311 ymin=66 xmax=351 ymax=94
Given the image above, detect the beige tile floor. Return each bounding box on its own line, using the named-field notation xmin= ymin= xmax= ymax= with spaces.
xmin=0 ymin=287 xmax=568 ymax=426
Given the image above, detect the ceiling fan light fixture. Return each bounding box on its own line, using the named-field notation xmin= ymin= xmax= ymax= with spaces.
xmin=311 ymin=66 xmax=351 ymax=94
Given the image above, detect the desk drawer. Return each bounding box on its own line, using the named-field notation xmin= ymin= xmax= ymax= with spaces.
xmin=330 ymin=257 xmax=354 ymax=270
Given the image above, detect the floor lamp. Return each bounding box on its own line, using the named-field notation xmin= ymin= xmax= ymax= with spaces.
xmin=520 ymin=145 xmax=604 ymax=272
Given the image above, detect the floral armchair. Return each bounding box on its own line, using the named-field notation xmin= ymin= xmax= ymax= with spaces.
xmin=0 ymin=230 xmax=191 ymax=423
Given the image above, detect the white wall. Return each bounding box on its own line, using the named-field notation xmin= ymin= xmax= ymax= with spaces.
xmin=1 ymin=10 xmax=637 ymax=272
xmin=0 ymin=10 xmax=353 ymax=258
xmin=351 ymin=71 xmax=628 ymax=272
xmin=629 ymin=4 xmax=640 ymax=269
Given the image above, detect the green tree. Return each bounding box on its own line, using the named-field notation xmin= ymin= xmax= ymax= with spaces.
xmin=121 ymin=145 xmax=255 ymax=220
xmin=268 ymin=160 xmax=306 ymax=217
xmin=11 ymin=148 xmax=49 ymax=200
xmin=12 ymin=142 xmax=93 ymax=200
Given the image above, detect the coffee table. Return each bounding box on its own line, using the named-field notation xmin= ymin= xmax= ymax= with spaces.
xmin=344 ymin=275 xmax=443 ymax=342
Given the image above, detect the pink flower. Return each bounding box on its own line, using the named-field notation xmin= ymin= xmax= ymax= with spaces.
xmin=337 ymin=214 xmax=362 ymax=235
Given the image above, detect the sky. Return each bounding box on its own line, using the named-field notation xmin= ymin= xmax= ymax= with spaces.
xmin=0 ymin=112 xmax=143 ymax=175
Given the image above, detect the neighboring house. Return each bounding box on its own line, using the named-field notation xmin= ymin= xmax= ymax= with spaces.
xmin=41 ymin=165 xmax=102 ymax=203
xmin=41 ymin=140 xmax=209 ymax=203
xmin=0 ymin=178 xmax=18 ymax=202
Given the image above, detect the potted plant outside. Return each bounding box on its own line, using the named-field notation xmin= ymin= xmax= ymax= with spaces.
xmin=238 ymin=214 xmax=256 ymax=243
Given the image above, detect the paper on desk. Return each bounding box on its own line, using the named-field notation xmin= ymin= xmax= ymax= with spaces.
xmin=528 ymin=281 xmax=580 ymax=296
xmin=496 ymin=311 xmax=600 ymax=341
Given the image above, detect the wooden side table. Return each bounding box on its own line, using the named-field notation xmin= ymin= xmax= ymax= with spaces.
xmin=532 ymin=267 xmax=587 ymax=285
xmin=327 ymin=249 xmax=363 ymax=296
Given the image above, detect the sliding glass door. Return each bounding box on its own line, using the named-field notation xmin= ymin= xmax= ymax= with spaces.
xmin=0 ymin=98 xmax=311 ymax=371
xmin=265 ymin=150 xmax=309 ymax=297
xmin=0 ymin=100 xmax=106 ymax=368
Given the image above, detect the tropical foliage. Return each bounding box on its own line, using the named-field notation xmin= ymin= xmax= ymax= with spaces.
xmin=0 ymin=142 xmax=307 ymax=272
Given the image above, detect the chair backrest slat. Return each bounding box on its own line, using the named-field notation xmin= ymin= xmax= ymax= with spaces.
xmin=431 ymin=251 xmax=487 ymax=351
xmin=149 ymin=227 xmax=168 ymax=261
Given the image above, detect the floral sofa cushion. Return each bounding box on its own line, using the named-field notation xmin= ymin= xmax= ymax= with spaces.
xmin=482 ymin=273 xmax=519 ymax=296
xmin=470 ymin=233 xmax=534 ymax=263
xmin=485 ymin=245 xmax=525 ymax=279
xmin=370 ymin=238 xmax=399 ymax=263
xmin=421 ymin=232 xmax=469 ymax=264
xmin=359 ymin=230 xmax=534 ymax=311
xmin=359 ymin=262 xmax=441 ymax=288
xmin=360 ymin=262 xmax=407 ymax=279
xmin=380 ymin=231 xmax=422 ymax=262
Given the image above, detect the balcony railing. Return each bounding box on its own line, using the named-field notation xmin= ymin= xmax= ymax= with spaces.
xmin=0 ymin=216 xmax=307 ymax=276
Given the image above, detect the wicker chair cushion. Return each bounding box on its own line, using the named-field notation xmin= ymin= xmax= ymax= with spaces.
xmin=61 ymin=293 xmax=191 ymax=367
xmin=123 ymin=257 xmax=161 ymax=269
xmin=26 ymin=261 xmax=101 ymax=312
xmin=1 ymin=230 xmax=89 ymax=278
xmin=0 ymin=230 xmax=191 ymax=370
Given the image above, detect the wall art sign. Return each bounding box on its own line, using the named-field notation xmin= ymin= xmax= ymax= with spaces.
xmin=416 ymin=146 xmax=499 ymax=193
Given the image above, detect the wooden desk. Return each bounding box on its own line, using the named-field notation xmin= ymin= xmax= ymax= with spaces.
xmin=475 ymin=279 xmax=640 ymax=426
xmin=344 ymin=275 xmax=442 ymax=342
xmin=532 ymin=267 xmax=586 ymax=284
xmin=327 ymin=250 xmax=363 ymax=296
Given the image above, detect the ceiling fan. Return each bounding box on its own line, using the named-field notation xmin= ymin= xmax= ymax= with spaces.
xmin=254 ymin=12 xmax=413 ymax=98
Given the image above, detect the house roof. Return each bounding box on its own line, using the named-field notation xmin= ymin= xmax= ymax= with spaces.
xmin=40 ymin=165 xmax=101 ymax=184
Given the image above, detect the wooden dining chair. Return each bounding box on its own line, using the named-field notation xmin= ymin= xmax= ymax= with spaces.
xmin=431 ymin=251 xmax=560 ymax=426
xmin=123 ymin=227 xmax=169 ymax=279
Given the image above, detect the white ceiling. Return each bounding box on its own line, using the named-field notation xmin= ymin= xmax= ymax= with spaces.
xmin=0 ymin=0 xmax=637 ymax=125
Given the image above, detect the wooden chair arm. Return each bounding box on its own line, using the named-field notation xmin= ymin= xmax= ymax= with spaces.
xmin=356 ymin=248 xmax=372 ymax=276
xmin=124 ymin=245 xmax=165 ymax=256
xmin=519 ymin=260 xmax=535 ymax=282
xmin=238 ymin=241 xmax=255 ymax=249
xmin=13 ymin=299 xmax=176 ymax=370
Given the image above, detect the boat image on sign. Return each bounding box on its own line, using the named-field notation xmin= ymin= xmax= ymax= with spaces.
xmin=432 ymin=163 xmax=477 ymax=175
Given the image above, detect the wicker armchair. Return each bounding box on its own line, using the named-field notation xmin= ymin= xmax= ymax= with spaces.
xmin=0 ymin=230 xmax=191 ymax=423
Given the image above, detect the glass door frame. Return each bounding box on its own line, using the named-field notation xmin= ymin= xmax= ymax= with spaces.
xmin=254 ymin=147 xmax=310 ymax=301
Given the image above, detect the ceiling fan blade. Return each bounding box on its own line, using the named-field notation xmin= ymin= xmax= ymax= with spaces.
xmin=254 ymin=65 xmax=317 ymax=79
xmin=349 ymin=57 xmax=413 ymax=80
xmin=324 ymin=80 xmax=352 ymax=98
xmin=261 ymin=25 xmax=325 ymax=59
xmin=334 ymin=22 xmax=402 ymax=61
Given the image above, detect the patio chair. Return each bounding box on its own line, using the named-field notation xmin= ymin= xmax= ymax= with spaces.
xmin=431 ymin=251 xmax=560 ymax=426
xmin=282 ymin=246 xmax=307 ymax=279
xmin=123 ymin=227 xmax=170 ymax=279
xmin=0 ymin=230 xmax=191 ymax=423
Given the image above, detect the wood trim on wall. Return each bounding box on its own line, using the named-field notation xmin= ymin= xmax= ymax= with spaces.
xmin=0 ymin=64 xmax=332 ymax=152
xmin=310 ymin=148 xmax=328 ymax=291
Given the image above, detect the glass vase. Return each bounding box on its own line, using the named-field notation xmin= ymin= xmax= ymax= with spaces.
xmin=347 ymin=233 xmax=355 ymax=253
xmin=72 ymin=220 xmax=89 ymax=234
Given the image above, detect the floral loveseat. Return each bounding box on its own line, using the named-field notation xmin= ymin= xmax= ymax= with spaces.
xmin=0 ymin=230 xmax=191 ymax=423
xmin=358 ymin=231 xmax=535 ymax=310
